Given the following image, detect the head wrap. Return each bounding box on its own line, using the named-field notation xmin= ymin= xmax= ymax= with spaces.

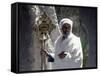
xmin=59 ymin=18 xmax=73 ymax=29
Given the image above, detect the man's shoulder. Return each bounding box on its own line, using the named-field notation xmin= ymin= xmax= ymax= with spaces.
xmin=71 ymin=33 xmax=80 ymax=40
xmin=71 ymin=33 xmax=81 ymax=45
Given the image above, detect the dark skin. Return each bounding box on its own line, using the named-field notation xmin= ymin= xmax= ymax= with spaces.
xmin=58 ymin=23 xmax=71 ymax=59
xmin=60 ymin=23 xmax=71 ymax=35
xmin=58 ymin=51 xmax=67 ymax=59
xmin=40 ymin=48 xmax=48 ymax=56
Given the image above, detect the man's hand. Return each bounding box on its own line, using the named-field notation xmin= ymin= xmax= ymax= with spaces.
xmin=40 ymin=48 xmax=48 ymax=56
xmin=58 ymin=51 xmax=67 ymax=59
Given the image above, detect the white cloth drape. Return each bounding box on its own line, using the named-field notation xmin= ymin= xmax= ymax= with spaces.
xmin=52 ymin=33 xmax=83 ymax=69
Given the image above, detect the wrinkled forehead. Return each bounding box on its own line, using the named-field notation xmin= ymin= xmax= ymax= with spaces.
xmin=62 ymin=23 xmax=71 ymax=28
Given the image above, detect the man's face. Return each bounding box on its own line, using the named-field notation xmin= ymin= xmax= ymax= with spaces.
xmin=60 ymin=23 xmax=71 ymax=35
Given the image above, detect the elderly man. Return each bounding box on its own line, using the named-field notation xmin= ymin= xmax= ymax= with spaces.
xmin=52 ymin=18 xmax=83 ymax=69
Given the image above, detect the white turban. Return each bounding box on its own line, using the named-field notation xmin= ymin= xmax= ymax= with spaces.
xmin=59 ymin=18 xmax=73 ymax=29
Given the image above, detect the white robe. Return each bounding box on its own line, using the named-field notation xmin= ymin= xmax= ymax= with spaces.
xmin=52 ymin=33 xmax=83 ymax=69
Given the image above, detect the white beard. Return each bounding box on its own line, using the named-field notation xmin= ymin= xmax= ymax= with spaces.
xmin=62 ymin=32 xmax=70 ymax=40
